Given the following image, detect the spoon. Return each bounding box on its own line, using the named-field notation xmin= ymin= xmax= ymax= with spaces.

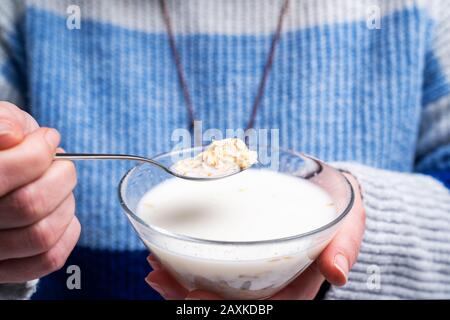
xmin=54 ymin=153 xmax=244 ymax=181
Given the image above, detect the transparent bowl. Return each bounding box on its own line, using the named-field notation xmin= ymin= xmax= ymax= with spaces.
xmin=118 ymin=148 xmax=354 ymax=300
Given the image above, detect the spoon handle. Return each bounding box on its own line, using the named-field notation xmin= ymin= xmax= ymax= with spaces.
xmin=54 ymin=153 xmax=237 ymax=181
xmin=54 ymin=153 xmax=169 ymax=172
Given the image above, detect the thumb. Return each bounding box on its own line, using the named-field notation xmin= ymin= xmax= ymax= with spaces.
xmin=316 ymin=172 xmax=366 ymax=286
xmin=0 ymin=101 xmax=39 ymax=150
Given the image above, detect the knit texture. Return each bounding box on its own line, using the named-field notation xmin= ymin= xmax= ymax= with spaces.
xmin=327 ymin=162 xmax=450 ymax=299
xmin=0 ymin=0 xmax=449 ymax=299
xmin=0 ymin=280 xmax=37 ymax=300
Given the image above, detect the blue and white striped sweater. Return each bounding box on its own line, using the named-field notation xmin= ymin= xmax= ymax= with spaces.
xmin=0 ymin=0 xmax=449 ymax=299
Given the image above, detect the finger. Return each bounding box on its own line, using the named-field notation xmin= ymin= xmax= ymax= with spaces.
xmin=316 ymin=173 xmax=366 ymax=286
xmin=0 ymin=193 xmax=76 ymax=260
xmin=269 ymin=263 xmax=325 ymax=300
xmin=0 ymin=159 xmax=77 ymax=228
xmin=0 ymin=127 xmax=60 ymax=197
xmin=145 ymin=269 xmax=189 ymax=300
xmin=185 ymin=290 xmax=223 ymax=300
xmin=0 ymin=216 xmax=81 ymax=283
xmin=0 ymin=101 xmax=40 ymax=133
xmin=147 ymin=254 xmax=162 ymax=271
xmin=0 ymin=101 xmax=39 ymax=150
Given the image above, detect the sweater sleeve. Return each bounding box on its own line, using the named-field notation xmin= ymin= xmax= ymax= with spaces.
xmin=0 ymin=280 xmax=38 ymax=300
xmin=325 ymin=163 xmax=450 ymax=299
xmin=0 ymin=0 xmax=38 ymax=300
xmin=0 ymin=0 xmax=27 ymax=106
xmin=414 ymin=0 xmax=450 ymax=182
xmin=326 ymin=1 xmax=450 ymax=299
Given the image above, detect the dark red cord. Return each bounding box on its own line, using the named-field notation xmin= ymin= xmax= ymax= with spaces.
xmin=160 ymin=0 xmax=290 ymax=130
xmin=159 ymin=0 xmax=196 ymax=129
xmin=245 ymin=0 xmax=290 ymax=130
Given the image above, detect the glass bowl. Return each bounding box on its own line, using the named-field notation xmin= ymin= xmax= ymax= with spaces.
xmin=118 ymin=147 xmax=354 ymax=300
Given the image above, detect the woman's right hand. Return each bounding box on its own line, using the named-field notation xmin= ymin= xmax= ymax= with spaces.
xmin=0 ymin=101 xmax=80 ymax=283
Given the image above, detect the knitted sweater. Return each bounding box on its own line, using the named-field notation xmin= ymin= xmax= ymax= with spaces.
xmin=0 ymin=0 xmax=449 ymax=299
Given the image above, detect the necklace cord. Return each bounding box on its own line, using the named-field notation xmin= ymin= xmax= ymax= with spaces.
xmin=159 ymin=0 xmax=196 ymax=129
xmin=159 ymin=0 xmax=290 ymax=131
xmin=245 ymin=0 xmax=290 ymax=130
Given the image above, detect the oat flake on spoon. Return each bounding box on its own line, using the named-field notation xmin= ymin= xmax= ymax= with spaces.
xmin=171 ymin=138 xmax=258 ymax=178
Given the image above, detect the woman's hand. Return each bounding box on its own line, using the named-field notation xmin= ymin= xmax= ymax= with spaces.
xmin=145 ymin=172 xmax=365 ymax=300
xmin=0 ymin=101 xmax=80 ymax=283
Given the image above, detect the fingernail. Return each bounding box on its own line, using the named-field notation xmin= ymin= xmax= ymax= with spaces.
xmin=334 ymin=254 xmax=349 ymax=283
xmin=0 ymin=121 xmax=13 ymax=135
xmin=145 ymin=279 xmax=166 ymax=297
xmin=147 ymin=256 xmax=162 ymax=271
xmin=45 ymin=129 xmax=60 ymax=149
xmin=185 ymin=296 xmax=200 ymax=300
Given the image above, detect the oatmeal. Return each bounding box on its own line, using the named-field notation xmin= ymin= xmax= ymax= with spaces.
xmin=171 ymin=138 xmax=258 ymax=177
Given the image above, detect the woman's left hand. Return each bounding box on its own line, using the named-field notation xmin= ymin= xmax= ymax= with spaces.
xmin=145 ymin=172 xmax=365 ymax=300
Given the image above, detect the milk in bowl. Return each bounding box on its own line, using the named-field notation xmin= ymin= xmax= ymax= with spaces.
xmin=136 ymin=170 xmax=338 ymax=299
